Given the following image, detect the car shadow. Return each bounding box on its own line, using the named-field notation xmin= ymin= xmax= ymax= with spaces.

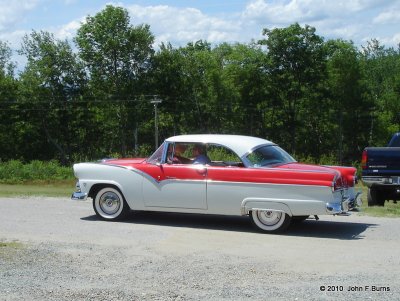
xmin=286 ymin=218 xmax=377 ymax=240
xmin=81 ymin=211 xmax=377 ymax=240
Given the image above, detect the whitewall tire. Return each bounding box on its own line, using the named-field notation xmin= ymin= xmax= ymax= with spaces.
xmin=250 ymin=210 xmax=291 ymax=233
xmin=93 ymin=187 xmax=129 ymax=220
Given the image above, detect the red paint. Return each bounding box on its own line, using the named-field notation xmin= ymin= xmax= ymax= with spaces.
xmin=206 ymin=166 xmax=337 ymax=187
xmin=103 ymin=159 xmax=345 ymax=188
xmin=104 ymin=158 xmax=146 ymax=165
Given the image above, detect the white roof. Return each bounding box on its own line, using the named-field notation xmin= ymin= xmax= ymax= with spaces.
xmin=165 ymin=134 xmax=274 ymax=158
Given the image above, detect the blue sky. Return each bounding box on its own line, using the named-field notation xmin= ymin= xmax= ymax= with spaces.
xmin=1 ymin=0 xmax=400 ymax=66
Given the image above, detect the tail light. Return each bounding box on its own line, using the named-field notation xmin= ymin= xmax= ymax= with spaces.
xmin=331 ymin=175 xmax=343 ymax=191
xmin=361 ymin=150 xmax=367 ymax=169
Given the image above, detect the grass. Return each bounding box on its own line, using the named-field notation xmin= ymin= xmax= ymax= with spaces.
xmin=0 ymin=160 xmax=74 ymax=184
xmin=0 ymin=180 xmax=75 ymax=197
xmin=0 ymin=241 xmax=23 ymax=248
xmin=357 ymin=184 xmax=400 ymax=217
xmin=0 ymin=241 xmax=24 ymax=260
xmin=360 ymin=201 xmax=400 ymax=217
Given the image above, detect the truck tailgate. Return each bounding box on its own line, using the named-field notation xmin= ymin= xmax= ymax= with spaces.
xmin=363 ymin=147 xmax=400 ymax=176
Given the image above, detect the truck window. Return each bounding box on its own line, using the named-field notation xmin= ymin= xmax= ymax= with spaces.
xmin=388 ymin=133 xmax=400 ymax=147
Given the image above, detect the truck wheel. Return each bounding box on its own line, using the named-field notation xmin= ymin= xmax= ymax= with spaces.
xmin=367 ymin=187 xmax=385 ymax=207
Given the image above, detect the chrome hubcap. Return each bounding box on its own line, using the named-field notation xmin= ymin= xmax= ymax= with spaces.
xmin=257 ymin=210 xmax=282 ymax=226
xmin=99 ymin=192 xmax=121 ymax=215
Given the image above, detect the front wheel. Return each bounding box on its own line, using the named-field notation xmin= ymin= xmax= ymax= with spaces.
xmin=250 ymin=210 xmax=291 ymax=233
xmin=93 ymin=187 xmax=129 ymax=220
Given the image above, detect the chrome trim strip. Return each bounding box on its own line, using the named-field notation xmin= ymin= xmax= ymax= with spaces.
xmin=207 ymin=179 xmax=330 ymax=189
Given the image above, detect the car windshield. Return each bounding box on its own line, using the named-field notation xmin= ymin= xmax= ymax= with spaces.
xmin=147 ymin=143 xmax=165 ymax=164
xmin=246 ymin=145 xmax=296 ymax=167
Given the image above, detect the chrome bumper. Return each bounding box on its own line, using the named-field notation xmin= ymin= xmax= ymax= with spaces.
xmin=71 ymin=181 xmax=88 ymax=201
xmin=362 ymin=176 xmax=400 ymax=187
xmin=326 ymin=201 xmax=349 ymax=214
xmin=326 ymin=192 xmax=362 ymax=214
xmin=348 ymin=192 xmax=363 ymax=210
xmin=71 ymin=191 xmax=87 ymax=200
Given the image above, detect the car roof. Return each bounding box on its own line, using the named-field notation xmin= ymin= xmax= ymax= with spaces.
xmin=165 ymin=134 xmax=274 ymax=157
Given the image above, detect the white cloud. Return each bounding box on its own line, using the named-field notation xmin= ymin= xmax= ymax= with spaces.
xmin=378 ymin=32 xmax=400 ymax=47
xmin=126 ymin=4 xmax=241 ymax=46
xmin=241 ymin=0 xmax=393 ymax=24
xmin=0 ymin=0 xmax=41 ymax=31
xmin=239 ymin=0 xmax=400 ymax=47
xmin=1 ymin=0 xmax=400 ymax=58
xmin=53 ymin=19 xmax=82 ymax=41
xmin=373 ymin=7 xmax=400 ymax=24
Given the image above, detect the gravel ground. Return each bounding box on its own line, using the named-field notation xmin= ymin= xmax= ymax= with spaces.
xmin=0 ymin=196 xmax=399 ymax=300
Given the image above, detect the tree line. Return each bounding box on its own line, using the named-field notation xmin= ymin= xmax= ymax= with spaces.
xmin=1 ymin=5 xmax=399 ymax=165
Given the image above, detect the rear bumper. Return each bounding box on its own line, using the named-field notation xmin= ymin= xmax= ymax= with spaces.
xmin=326 ymin=191 xmax=362 ymax=214
xmin=362 ymin=176 xmax=400 ymax=187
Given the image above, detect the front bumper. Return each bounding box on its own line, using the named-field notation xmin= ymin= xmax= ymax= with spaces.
xmin=71 ymin=191 xmax=87 ymax=200
xmin=71 ymin=181 xmax=88 ymax=201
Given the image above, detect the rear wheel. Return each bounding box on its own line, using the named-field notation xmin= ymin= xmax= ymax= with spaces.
xmin=93 ymin=187 xmax=129 ymax=220
xmin=250 ymin=210 xmax=291 ymax=233
xmin=367 ymin=187 xmax=385 ymax=207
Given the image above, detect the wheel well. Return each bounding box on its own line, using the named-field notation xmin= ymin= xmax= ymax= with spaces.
xmin=88 ymin=183 xmax=122 ymax=199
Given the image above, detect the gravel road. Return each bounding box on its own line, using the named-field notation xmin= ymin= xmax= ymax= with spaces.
xmin=0 ymin=196 xmax=399 ymax=301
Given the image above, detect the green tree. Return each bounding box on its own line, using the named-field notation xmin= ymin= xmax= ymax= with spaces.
xmin=360 ymin=39 xmax=400 ymax=146
xmin=18 ymin=31 xmax=87 ymax=163
xmin=259 ymin=23 xmax=327 ymax=155
xmin=214 ymin=42 xmax=269 ymax=137
xmin=0 ymin=41 xmax=19 ymax=161
xmin=325 ymin=39 xmax=369 ymax=162
xmin=75 ymin=5 xmax=155 ymax=155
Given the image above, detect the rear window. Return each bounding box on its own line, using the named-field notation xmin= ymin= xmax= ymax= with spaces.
xmin=246 ymin=145 xmax=296 ymax=167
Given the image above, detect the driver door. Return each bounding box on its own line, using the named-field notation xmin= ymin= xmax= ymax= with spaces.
xmin=142 ymin=142 xmax=208 ymax=209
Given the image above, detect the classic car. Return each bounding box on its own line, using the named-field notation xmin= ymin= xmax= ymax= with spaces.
xmin=72 ymin=134 xmax=362 ymax=233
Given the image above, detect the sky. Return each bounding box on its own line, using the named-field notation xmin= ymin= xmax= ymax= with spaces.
xmin=1 ymin=0 xmax=400 ymax=67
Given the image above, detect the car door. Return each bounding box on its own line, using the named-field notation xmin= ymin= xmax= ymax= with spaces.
xmin=142 ymin=163 xmax=208 ymax=209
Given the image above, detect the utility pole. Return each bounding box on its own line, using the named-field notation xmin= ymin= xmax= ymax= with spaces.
xmin=150 ymin=97 xmax=162 ymax=150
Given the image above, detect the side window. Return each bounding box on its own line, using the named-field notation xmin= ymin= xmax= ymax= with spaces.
xmin=206 ymin=144 xmax=243 ymax=167
xmin=167 ymin=143 xmax=193 ymax=164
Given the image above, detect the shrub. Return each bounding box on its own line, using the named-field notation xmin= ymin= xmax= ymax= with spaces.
xmin=0 ymin=160 xmax=74 ymax=184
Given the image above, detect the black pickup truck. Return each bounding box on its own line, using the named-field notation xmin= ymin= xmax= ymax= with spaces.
xmin=362 ymin=133 xmax=400 ymax=206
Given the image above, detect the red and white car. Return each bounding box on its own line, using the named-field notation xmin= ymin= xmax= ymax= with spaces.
xmin=72 ymin=134 xmax=362 ymax=233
